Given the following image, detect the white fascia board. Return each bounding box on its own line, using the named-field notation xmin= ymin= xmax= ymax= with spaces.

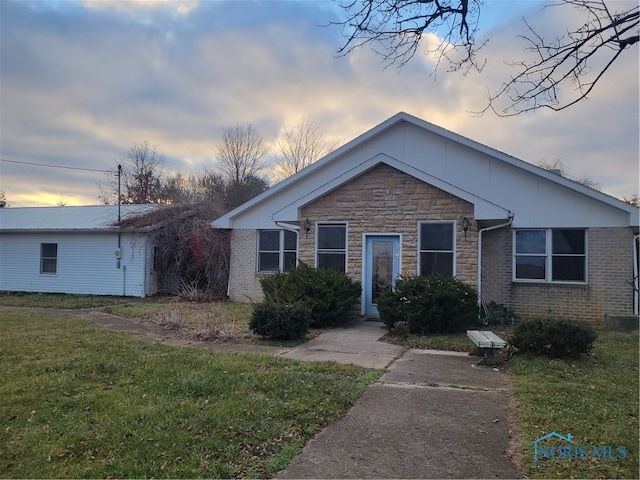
xmin=272 ymin=153 xmax=511 ymax=223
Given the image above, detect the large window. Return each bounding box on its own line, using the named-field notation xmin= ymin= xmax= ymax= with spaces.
xmin=419 ymin=222 xmax=454 ymax=276
xmin=258 ymin=230 xmax=297 ymax=272
xmin=514 ymin=229 xmax=586 ymax=282
xmin=317 ymin=223 xmax=347 ymax=272
xmin=40 ymin=243 xmax=58 ymax=274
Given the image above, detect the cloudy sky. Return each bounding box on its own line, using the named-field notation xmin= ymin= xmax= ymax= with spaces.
xmin=1 ymin=0 xmax=638 ymax=207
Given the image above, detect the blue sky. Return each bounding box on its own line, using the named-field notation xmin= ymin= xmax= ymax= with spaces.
xmin=1 ymin=0 xmax=638 ymax=206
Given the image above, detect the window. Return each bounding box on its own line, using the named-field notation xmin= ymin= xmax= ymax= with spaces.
xmin=552 ymin=230 xmax=586 ymax=282
xmin=419 ymin=222 xmax=454 ymax=276
xmin=514 ymin=229 xmax=586 ymax=282
xmin=40 ymin=243 xmax=58 ymax=274
xmin=258 ymin=230 xmax=297 ymax=272
xmin=317 ymin=223 xmax=347 ymax=272
xmin=514 ymin=230 xmax=546 ymax=280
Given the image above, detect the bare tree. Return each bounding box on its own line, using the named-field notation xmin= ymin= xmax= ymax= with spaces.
xmin=99 ymin=141 xmax=166 ymax=204
xmin=214 ymin=124 xmax=268 ymax=185
xmin=213 ymin=124 xmax=270 ymax=208
xmin=537 ymin=158 xmax=602 ymax=190
xmin=623 ymin=193 xmax=639 ymax=206
xmin=116 ymin=203 xmax=230 ymax=299
xmin=485 ymin=1 xmax=639 ymax=116
xmin=273 ymin=117 xmax=338 ymax=180
xmin=332 ymin=0 xmax=638 ymax=115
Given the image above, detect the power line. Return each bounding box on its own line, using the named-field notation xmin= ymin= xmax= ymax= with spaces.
xmin=0 ymin=157 xmax=111 ymax=173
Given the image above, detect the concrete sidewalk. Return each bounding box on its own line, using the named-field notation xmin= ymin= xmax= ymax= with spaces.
xmin=277 ymin=350 xmax=519 ymax=479
xmin=281 ymin=317 xmax=402 ymax=369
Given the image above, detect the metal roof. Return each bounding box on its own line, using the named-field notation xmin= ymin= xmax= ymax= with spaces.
xmin=0 ymin=205 xmax=165 ymax=232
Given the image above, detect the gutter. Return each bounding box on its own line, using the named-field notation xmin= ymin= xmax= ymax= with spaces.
xmin=477 ymin=212 xmax=515 ymax=316
xmin=275 ymin=222 xmax=300 ymax=232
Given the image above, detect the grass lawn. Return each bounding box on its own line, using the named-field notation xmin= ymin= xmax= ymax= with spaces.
xmin=0 ymin=291 xmax=146 ymax=309
xmin=508 ymin=327 xmax=639 ymax=479
xmin=0 ymin=310 xmax=381 ymax=479
xmin=385 ymin=325 xmax=639 ymax=478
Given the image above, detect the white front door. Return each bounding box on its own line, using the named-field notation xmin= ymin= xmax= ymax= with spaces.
xmin=364 ymin=235 xmax=400 ymax=315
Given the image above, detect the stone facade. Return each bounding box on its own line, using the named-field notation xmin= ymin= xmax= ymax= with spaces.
xmin=300 ymin=163 xmax=477 ymax=287
xmin=480 ymin=227 xmax=637 ymax=321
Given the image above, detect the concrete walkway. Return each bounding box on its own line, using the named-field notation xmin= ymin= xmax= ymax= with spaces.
xmin=281 ymin=317 xmax=402 ymax=369
xmin=2 ymin=306 xmax=520 ymax=478
xmin=277 ymin=349 xmax=518 ymax=479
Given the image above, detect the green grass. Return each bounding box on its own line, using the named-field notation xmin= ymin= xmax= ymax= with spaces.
xmin=0 ymin=292 xmax=152 ymax=309
xmin=0 ymin=310 xmax=381 ymax=479
xmin=508 ymin=328 xmax=639 ymax=479
xmin=384 ymin=331 xmax=473 ymax=351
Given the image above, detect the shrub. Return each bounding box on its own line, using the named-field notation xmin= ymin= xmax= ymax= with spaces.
xmin=481 ymin=301 xmax=521 ymax=327
xmin=260 ymin=262 xmax=361 ymax=328
xmin=509 ymin=318 xmax=597 ymax=358
xmin=249 ymin=301 xmax=311 ymax=341
xmin=377 ymin=275 xmax=478 ymax=334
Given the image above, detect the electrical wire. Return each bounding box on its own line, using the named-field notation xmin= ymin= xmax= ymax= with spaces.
xmin=0 ymin=157 xmax=111 ymax=173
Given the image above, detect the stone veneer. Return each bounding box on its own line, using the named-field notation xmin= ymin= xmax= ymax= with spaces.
xmin=299 ymin=163 xmax=477 ymax=290
xmin=480 ymin=227 xmax=637 ymax=321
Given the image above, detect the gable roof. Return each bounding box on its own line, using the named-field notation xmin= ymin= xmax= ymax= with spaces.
xmin=213 ymin=112 xmax=638 ymax=229
xmin=0 ymin=204 xmax=167 ymax=233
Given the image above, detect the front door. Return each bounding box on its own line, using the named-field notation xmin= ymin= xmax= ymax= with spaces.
xmin=364 ymin=235 xmax=400 ymax=315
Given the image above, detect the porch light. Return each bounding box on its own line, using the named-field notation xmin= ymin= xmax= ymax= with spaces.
xmin=304 ymin=218 xmax=311 ymax=236
xmin=462 ymin=217 xmax=471 ymax=239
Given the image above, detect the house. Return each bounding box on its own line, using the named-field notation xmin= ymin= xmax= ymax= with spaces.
xmin=212 ymin=112 xmax=639 ymax=321
xmin=0 ymin=204 xmax=168 ymax=297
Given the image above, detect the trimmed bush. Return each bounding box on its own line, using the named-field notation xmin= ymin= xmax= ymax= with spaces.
xmin=509 ymin=318 xmax=597 ymax=358
xmin=260 ymin=262 xmax=361 ymax=328
xmin=249 ymin=301 xmax=311 ymax=341
xmin=377 ymin=275 xmax=478 ymax=334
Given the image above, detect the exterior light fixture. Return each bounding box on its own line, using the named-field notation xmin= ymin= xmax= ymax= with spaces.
xmin=462 ymin=217 xmax=471 ymax=239
xmin=304 ymin=218 xmax=311 ymax=236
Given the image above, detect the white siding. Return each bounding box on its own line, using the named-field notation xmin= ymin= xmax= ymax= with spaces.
xmin=0 ymin=232 xmax=155 ymax=297
xmin=218 ymin=119 xmax=635 ymax=230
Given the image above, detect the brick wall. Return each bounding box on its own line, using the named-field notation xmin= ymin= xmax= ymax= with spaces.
xmin=228 ymin=229 xmax=264 ymax=302
xmin=481 ymin=227 xmax=636 ymax=321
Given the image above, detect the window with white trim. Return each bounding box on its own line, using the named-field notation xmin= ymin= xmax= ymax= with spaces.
xmin=419 ymin=222 xmax=454 ymax=276
xmin=514 ymin=229 xmax=586 ymax=282
xmin=258 ymin=230 xmax=297 ymax=272
xmin=40 ymin=243 xmax=58 ymax=274
xmin=316 ymin=223 xmax=347 ymax=273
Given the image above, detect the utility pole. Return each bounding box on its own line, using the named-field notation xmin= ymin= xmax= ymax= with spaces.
xmin=117 ymin=164 xmax=122 ymax=222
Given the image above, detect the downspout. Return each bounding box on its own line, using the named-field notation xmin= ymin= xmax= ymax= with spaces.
xmin=477 ymin=212 xmax=515 ymax=316
xmin=634 ymin=234 xmax=639 ymax=315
